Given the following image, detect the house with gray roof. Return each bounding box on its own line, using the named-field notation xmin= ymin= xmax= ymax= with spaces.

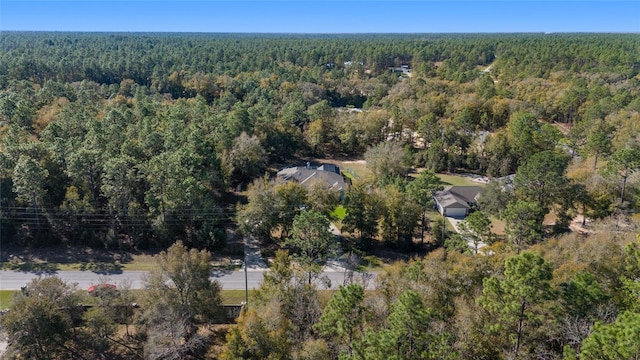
xmin=276 ymin=163 xmax=347 ymax=195
xmin=434 ymin=186 xmax=484 ymax=218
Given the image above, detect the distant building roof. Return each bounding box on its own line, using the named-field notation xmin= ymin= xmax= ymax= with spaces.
xmin=496 ymin=174 xmax=515 ymax=183
xmin=317 ymin=164 xmax=340 ymax=174
xmin=492 ymin=174 xmax=515 ymax=190
xmin=277 ymin=165 xmax=346 ymax=192
xmin=434 ymin=186 xmax=484 ymax=209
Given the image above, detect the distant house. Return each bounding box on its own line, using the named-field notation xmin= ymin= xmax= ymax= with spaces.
xmin=277 ymin=163 xmax=347 ymax=195
xmin=434 ymin=186 xmax=484 ymax=218
xmin=390 ymin=65 xmax=412 ymax=74
xmin=494 ymin=174 xmax=515 ymax=191
xmin=344 ymin=61 xmax=364 ymax=67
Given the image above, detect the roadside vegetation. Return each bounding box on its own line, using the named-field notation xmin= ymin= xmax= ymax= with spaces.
xmin=0 ymin=290 xmax=14 ymax=308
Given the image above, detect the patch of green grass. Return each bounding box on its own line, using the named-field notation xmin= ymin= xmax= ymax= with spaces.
xmin=331 ymin=205 xmax=347 ymax=221
xmin=114 ymin=253 xmax=158 ymax=271
xmin=2 ymin=260 xmax=140 ymax=272
xmin=437 ymin=173 xmax=485 ymax=187
xmin=0 ymin=290 xmax=17 ymax=308
xmin=120 ymin=255 xmax=160 ymax=271
xmin=221 ymin=290 xmax=258 ymax=304
xmin=425 ymin=212 xmax=456 ymax=232
xmin=342 ymin=170 xmax=356 ymax=181
xmin=359 ymin=255 xmax=382 ymax=271
xmin=313 ymin=158 xmax=370 ymax=179
xmin=76 ymin=262 xmax=125 ymax=272
xmin=341 ymin=163 xmax=369 ymax=178
xmin=1 ymin=253 xmax=159 ymax=272
xmin=212 ymin=263 xmax=243 ymax=272
xmin=2 ymin=261 xmax=60 ymax=272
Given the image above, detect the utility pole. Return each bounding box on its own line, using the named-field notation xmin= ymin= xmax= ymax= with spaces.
xmin=442 ymin=215 xmax=445 ymax=246
xmin=244 ymin=236 xmax=249 ymax=307
xmin=244 ymin=256 xmax=248 ymax=305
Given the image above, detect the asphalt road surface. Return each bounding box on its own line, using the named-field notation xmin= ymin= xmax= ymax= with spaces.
xmin=0 ymin=269 xmax=375 ymax=357
xmin=0 ymin=269 xmax=376 ymax=292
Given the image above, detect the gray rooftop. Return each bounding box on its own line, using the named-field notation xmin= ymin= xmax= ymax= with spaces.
xmin=434 ymin=186 xmax=484 ymax=209
xmin=277 ymin=166 xmax=346 ymax=192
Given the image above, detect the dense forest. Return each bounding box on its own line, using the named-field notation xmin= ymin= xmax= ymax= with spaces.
xmin=1 ymin=32 xmax=640 ymax=359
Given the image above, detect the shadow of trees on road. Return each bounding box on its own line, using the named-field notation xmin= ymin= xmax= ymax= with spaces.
xmin=78 ymin=262 xmax=124 ymax=274
xmin=3 ymin=261 xmax=59 ymax=274
xmin=1 ymin=246 xmax=137 ymax=274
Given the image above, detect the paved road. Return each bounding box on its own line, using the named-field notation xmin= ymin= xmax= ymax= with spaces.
xmin=0 ymin=268 xmax=375 ymax=357
xmin=0 ymin=269 xmax=376 ymax=292
xmin=1 ymin=228 xmax=367 ymax=293
xmin=242 ymin=235 xmax=269 ymax=271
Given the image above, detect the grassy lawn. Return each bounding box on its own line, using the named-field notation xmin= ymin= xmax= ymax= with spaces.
xmin=1 ymin=259 xmax=243 ymax=273
xmin=359 ymin=255 xmax=383 ymax=271
xmin=490 ymin=216 xmax=506 ymax=236
xmin=221 ymin=290 xmax=258 ymax=304
xmin=331 ymin=205 xmax=347 ymax=221
xmin=425 ymin=212 xmax=456 ymax=232
xmin=313 ymin=160 xmax=491 ymax=188
xmin=0 ymin=290 xmax=16 ymax=308
xmin=1 ymin=247 xmax=161 ymax=272
xmin=342 ymin=170 xmax=356 ymax=181
xmin=437 ymin=173 xmax=486 ymax=187
xmin=312 ymin=158 xmax=370 ymax=179
xmin=0 ymin=250 xmax=241 ymax=273
xmin=1 ymin=261 xmax=61 ymax=272
xmin=120 ymin=254 xmax=159 ymax=271
xmin=339 ymin=162 xmax=369 ymax=179
xmin=1 ymin=255 xmax=157 ymax=272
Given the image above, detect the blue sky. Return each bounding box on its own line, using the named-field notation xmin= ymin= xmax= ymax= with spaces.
xmin=1 ymin=1 xmax=638 ymax=33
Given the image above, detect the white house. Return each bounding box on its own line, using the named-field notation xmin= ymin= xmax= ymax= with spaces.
xmin=434 ymin=186 xmax=484 ymax=218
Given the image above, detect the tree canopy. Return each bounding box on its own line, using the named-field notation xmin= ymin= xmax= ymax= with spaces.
xmin=1 ymin=31 xmax=640 ymax=360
